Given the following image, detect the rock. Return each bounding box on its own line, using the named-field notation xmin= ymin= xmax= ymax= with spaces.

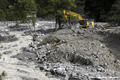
xmin=91 ymin=78 xmax=101 ymax=80
xmin=100 ymin=44 xmax=105 ymax=48
xmin=21 ymin=76 xmax=38 ymax=80
xmin=17 ymin=61 xmax=28 ymax=67
xmin=17 ymin=69 xmax=29 ymax=74
xmin=21 ymin=33 xmax=26 ymax=36
xmin=96 ymin=66 xmax=105 ymax=72
xmin=12 ymin=52 xmax=37 ymax=62
xmin=0 ymin=32 xmax=17 ymax=42
xmin=50 ymin=68 xmax=56 ymax=75
xmin=91 ymin=68 xmax=97 ymax=72
xmin=39 ymin=66 xmax=44 ymax=71
xmin=12 ymin=44 xmax=18 ymax=47
xmin=56 ymin=67 xmax=66 ymax=77
xmin=68 ymin=74 xmax=81 ymax=80
xmin=3 ymin=51 xmax=12 ymax=54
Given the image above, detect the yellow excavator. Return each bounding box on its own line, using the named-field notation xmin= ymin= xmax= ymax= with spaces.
xmin=63 ymin=10 xmax=94 ymax=28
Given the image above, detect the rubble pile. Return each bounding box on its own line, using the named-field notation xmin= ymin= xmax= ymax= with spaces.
xmin=94 ymin=22 xmax=110 ymax=30
xmin=13 ymin=27 xmax=120 ymax=80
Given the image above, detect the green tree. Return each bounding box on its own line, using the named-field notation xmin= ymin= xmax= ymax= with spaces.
xmin=35 ymin=0 xmax=50 ymax=17
xmin=0 ymin=0 xmax=9 ymax=20
xmin=72 ymin=0 xmax=85 ymax=15
xmin=13 ymin=0 xmax=37 ymax=23
xmin=0 ymin=9 xmax=6 ymax=21
xmin=0 ymin=0 xmax=8 ymax=11
xmin=55 ymin=0 xmax=76 ymax=30
xmin=84 ymin=0 xmax=116 ymax=21
xmin=36 ymin=0 xmax=75 ymax=30
xmin=107 ymin=0 xmax=120 ymax=25
xmin=85 ymin=0 xmax=104 ymax=21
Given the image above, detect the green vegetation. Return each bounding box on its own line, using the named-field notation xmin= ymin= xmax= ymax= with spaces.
xmin=0 ymin=71 xmax=7 ymax=80
xmin=13 ymin=0 xmax=37 ymax=22
xmin=84 ymin=0 xmax=120 ymax=25
xmin=37 ymin=35 xmax=60 ymax=47
xmin=0 ymin=0 xmax=120 ymax=26
xmin=107 ymin=0 xmax=120 ymax=25
xmin=0 ymin=54 xmax=2 ymax=59
xmin=0 ymin=0 xmax=37 ymax=24
xmin=36 ymin=0 xmax=76 ymax=29
xmin=0 ymin=9 xmax=6 ymax=21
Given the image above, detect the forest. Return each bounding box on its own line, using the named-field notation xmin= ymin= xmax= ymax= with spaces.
xmin=0 ymin=0 xmax=120 ymax=25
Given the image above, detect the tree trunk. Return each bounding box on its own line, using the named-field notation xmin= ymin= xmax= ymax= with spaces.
xmin=55 ymin=18 xmax=58 ymax=31
xmin=58 ymin=20 xmax=62 ymax=29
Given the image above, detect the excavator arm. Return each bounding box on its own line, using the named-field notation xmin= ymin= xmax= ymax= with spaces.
xmin=63 ymin=10 xmax=83 ymax=20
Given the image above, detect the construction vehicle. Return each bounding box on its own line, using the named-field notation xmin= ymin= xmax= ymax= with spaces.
xmin=63 ymin=10 xmax=94 ymax=28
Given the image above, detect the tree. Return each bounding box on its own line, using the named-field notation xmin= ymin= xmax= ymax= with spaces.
xmin=36 ymin=0 xmax=75 ymax=30
xmin=84 ymin=0 xmax=104 ymax=21
xmin=0 ymin=9 xmax=6 ymax=21
xmin=84 ymin=0 xmax=116 ymax=21
xmin=72 ymin=0 xmax=85 ymax=15
xmin=0 ymin=0 xmax=9 ymax=20
xmin=13 ymin=0 xmax=37 ymax=23
xmin=0 ymin=0 xmax=9 ymax=11
xmin=54 ymin=0 xmax=76 ymax=30
xmin=107 ymin=0 xmax=120 ymax=25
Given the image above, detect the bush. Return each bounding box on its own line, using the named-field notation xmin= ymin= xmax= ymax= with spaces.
xmin=37 ymin=35 xmax=60 ymax=47
xmin=0 ymin=71 xmax=7 ymax=80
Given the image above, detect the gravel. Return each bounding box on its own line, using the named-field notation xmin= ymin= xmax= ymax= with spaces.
xmin=11 ymin=21 xmax=120 ymax=80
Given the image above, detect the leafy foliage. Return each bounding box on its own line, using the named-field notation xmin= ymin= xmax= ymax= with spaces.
xmin=0 ymin=71 xmax=7 ymax=80
xmin=13 ymin=0 xmax=37 ymax=22
xmin=72 ymin=0 xmax=85 ymax=15
xmin=84 ymin=0 xmax=116 ymax=21
xmin=106 ymin=0 xmax=120 ymax=24
xmin=0 ymin=0 xmax=120 ymax=25
xmin=36 ymin=0 xmax=75 ymax=29
xmin=0 ymin=9 xmax=6 ymax=21
xmin=37 ymin=35 xmax=60 ymax=47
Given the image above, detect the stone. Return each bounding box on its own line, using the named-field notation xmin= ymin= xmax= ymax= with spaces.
xmin=68 ymin=74 xmax=81 ymax=80
xmin=56 ymin=67 xmax=66 ymax=77
xmin=91 ymin=68 xmax=97 ymax=72
xmin=91 ymin=78 xmax=101 ymax=80
xmin=21 ymin=33 xmax=26 ymax=36
xmin=96 ymin=66 xmax=105 ymax=72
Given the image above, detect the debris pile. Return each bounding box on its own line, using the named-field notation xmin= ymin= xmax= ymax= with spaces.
xmin=95 ymin=23 xmax=110 ymax=30
xmin=13 ymin=28 xmax=120 ymax=80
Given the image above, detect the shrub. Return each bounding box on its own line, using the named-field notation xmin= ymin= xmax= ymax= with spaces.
xmin=37 ymin=35 xmax=60 ymax=47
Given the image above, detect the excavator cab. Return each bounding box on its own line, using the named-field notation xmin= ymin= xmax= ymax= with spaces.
xmin=79 ymin=20 xmax=87 ymax=27
xmin=79 ymin=19 xmax=94 ymax=28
